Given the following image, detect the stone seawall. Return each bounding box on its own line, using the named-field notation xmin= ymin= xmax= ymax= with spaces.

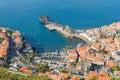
xmin=40 ymin=16 xmax=96 ymax=44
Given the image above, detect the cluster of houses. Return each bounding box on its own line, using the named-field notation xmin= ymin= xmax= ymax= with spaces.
xmin=27 ymin=21 xmax=120 ymax=80
xmin=0 ymin=22 xmax=120 ymax=80
xmin=66 ymin=22 xmax=120 ymax=80
xmin=0 ymin=28 xmax=35 ymax=76
xmin=85 ymin=22 xmax=120 ymax=43
xmin=12 ymin=30 xmax=23 ymax=49
xmin=0 ymin=28 xmax=9 ymax=65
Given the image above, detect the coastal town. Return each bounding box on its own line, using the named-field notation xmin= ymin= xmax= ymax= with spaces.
xmin=0 ymin=20 xmax=120 ymax=80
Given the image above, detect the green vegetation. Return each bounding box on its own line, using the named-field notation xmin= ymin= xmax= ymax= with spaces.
xmin=63 ymin=45 xmax=72 ymax=51
xmin=60 ymin=69 xmax=69 ymax=73
xmin=36 ymin=62 xmax=50 ymax=73
xmin=8 ymin=30 xmax=14 ymax=35
xmin=0 ymin=38 xmax=4 ymax=44
xmin=0 ymin=66 xmax=51 ymax=80
xmin=25 ymin=53 xmax=34 ymax=62
xmin=70 ymin=62 xmax=76 ymax=68
xmin=99 ymin=49 xmax=107 ymax=55
xmin=111 ymin=66 xmax=120 ymax=72
xmin=111 ymin=78 xmax=120 ymax=80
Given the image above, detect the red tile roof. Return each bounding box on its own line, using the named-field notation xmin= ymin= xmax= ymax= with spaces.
xmin=77 ymin=46 xmax=88 ymax=54
xmin=99 ymin=71 xmax=108 ymax=76
xmin=105 ymin=61 xmax=116 ymax=67
xmin=70 ymin=76 xmax=80 ymax=80
xmin=88 ymin=71 xmax=98 ymax=76
xmin=61 ymin=73 xmax=68 ymax=79
xmin=98 ymin=76 xmax=111 ymax=80
xmin=68 ymin=49 xmax=77 ymax=55
xmin=19 ymin=68 xmax=32 ymax=74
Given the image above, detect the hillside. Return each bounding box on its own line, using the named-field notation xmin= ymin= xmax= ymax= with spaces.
xmin=0 ymin=67 xmax=52 ymax=80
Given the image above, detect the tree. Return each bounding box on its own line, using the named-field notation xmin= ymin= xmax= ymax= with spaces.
xmin=36 ymin=62 xmax=50 ymax=73
xmin=99 ymin=49 xmax=107 ymax=55
xmin=111 ymin=77 xmax=120 ymax=80
xmin=70 ymin=62 xmax=76 ymax=68
xmin=8 ymin=30 xmax=14 ymax=36
xmin=0 ymin=38 xmax=4 ymax=44
xmin=111 ymin=66 xmax=120 ymax=72
xmin=60 ymin=69 xmax=69 ymax=73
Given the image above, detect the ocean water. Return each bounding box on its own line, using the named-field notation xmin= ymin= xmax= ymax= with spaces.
xmin=0 ymin=0 xmax=120 ymax=52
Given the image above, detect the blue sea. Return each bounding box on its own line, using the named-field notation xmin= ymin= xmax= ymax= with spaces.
xmin=0 ymin=0 xmax=120 ymax=52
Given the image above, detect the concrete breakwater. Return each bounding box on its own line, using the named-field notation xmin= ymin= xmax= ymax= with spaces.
xmin=39 ymin=16 xmax=95 ymax=44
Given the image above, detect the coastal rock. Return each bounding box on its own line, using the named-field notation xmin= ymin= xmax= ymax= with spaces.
xmin=64 ymin=26 xmax=73 ymax=34
xmin=40 ymin=16 xmax=92 ymax=44
xmin=39 ymin=16 xmax=50 ymax=24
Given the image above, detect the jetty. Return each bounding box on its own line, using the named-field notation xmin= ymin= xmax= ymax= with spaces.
xmin=39 ymin=16 xmax=96 ymax=44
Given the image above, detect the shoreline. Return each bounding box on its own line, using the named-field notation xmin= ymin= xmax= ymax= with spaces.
xmin=1 ymin=20 xmax=120 ymax=80
xmin=39 ymin=16 xmax=97 ymax=45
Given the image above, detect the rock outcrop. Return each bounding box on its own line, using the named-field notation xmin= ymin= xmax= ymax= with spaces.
xmin=39 ymin=16 xmax=50 ymax=24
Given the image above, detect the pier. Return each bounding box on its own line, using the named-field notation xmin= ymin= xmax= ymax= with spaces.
xmin=39 ymin=16 xmax=96 ymax=44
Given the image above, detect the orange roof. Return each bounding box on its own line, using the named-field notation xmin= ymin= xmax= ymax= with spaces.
xmin=38 ymin=73 xmax=46 ymax=76
xmin=77 ymin=46 xmax=88 ymax=54
xmin=15 ymin=37 xmax=22 ymax=43
xmin=85 ymin=76 xmax=97 ymax=80
xmin=19 ymin=68 xmax=32 ymax=74
xmin=61 ymin=73 xmax=68 ymax=79
xmin=3 ymin=38 xmax=9 ymax=47
xmin=68 ymin=56 xmax=77 ymax=61
xmin=85 ymin=76 xmax=91 ymax=80
xmin=50 ymin=75 xmax=61 ymax=80
xmin=0 ymin=33 xmax=6 ymax=38
xmin=98 ymin=76 xmax=111 ymax=80
xmin=0 ymin=28 xmax=7 ymax=31
xmin=0 ymin=38 xmax=9 ymax=56
xmin=101 ymin=38 xmax=113 ymax=44
xmin=66 ymin=65 xmax=72 ymax=69
xmin=99 ymin=71 xmax=108 ymax=76
xmin=70 ymin=76 xmax=80 ymax=80
xmin=105 ymin=61 xmax=116 ymax=67
xmin=0 ymin=48 xmax=7 ymax=56
xmin=91 ymin=43 xmax=101 ymax=51
xmin=84 ymin=54 xmax=96 ymax=60
xmin=68 ymin=49 xmax=77 ymax=55
xmin=96 ymin=54 xmax=104 ymax=60
xmin=89 ymin=71 xmax=98 ymax=76
xmin=107 ymin=27 xmax=116 ymax=30
xmin=79 ymin=56 xmax=85 ymax=60
xmin=12 ymin=30 xmax=21 ymax=36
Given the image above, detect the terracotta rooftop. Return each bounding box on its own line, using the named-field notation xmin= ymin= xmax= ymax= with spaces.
xmin=88 ymin=71 xmax=98 ymax=76
xmin=68 ymin=49 xmax=77 ymax=55
xmin=70 ymin=76 xmax=80 ymax=80
xmin=61 ymin=73 xmax=68 ymax=79
xmin=105 ymin=61 xmax=116 ymax=67
xmin=98 ymin=76 xmax=111 ymax=80
xmin=19 ymin=68 xmax=32 ymax=74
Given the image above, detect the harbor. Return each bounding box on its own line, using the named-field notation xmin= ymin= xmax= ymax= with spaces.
xmin=40 ymin=16 xmax=96 ymax=45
